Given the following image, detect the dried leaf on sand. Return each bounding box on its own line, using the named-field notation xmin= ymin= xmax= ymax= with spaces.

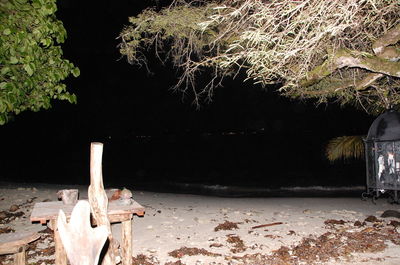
xmin=169 ymin=247 xmax=221 ymax=258
xmin=214 ymin=221 xmax=240 ymax=231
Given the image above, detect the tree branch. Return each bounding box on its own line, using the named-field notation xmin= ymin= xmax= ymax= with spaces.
xmin=301 ymin=49 xmax=400 ymax=88
xmin=372 ymin=23 xmax=400 ymax=54
xmin=354 ymin=73 xmax=383 ymax=91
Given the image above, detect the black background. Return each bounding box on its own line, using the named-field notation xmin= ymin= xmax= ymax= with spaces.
xmin=0 ymin=1 xmax=374 ymax=194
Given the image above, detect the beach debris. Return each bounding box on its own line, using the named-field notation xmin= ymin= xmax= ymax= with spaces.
xmin=287 ymin=230 xmax=296 ymax=235
xmin=389 ymin=220 xmax=400 ymax=227
xmin=9 ymin=204 xmax=19 ymax=212
xmin=0 ymin=210 xmax=24 ymax=224
xmin=57 ymin=189 xmax=79 ymax=205
xmin=244 ymin=218 xmax=257 ymax=224
xmin=264 ymin=234 xmax=282 ymax=239
xmin=324 ymin=219 xmax=347 ymax=227
xmin=214 ymin=221 xmax=239 ymax=231
xmin=120 ymin=188 xmax=133 ymax=199
xmin=209 ymin=243 xmax=224 ymax=248
xmin=353 ymin=220 xmax=366 ymax=227
xmin=107 ymin=188 xmax=133 ymax=200
xmin=165 ymin=260 xmax=186 ymax=265
xmin=25 ymin=198 xmax=36 ymax=206
xmin=107 ymin=188 xmax=133 ymax=205
xmin=0 ymin=227 xmax=14 ymax=234
xmin=26 ymin=228 xmax=55 ymax=264
xmin=381 ymin=210 xmax=400 ymax=219
xmin=26 ymin=197 xmax=36 ymax=204
xmin=131 ymin=254 xmax=159 ymax=265
xmin=168 ymin=247 xmax=221 ymax=258
xmin=226 ymin=234 xmax=246 ymax=253
xmin=6 ymin=197 xmax=37 ymax=215
xmin=365 ymin=215 xmax=382 ymax=223
xmin=226 ymin=218 xmax=400 ymax=265
xmin=251 ymin=222 xmax=283 ymax=229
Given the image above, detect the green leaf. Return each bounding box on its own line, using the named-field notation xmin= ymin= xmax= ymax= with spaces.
xmin=71 ymin=67 xmax=80 ymax=77
xmin=3 ymin=29 xmax=11 ymax=35
xmin=0 ymin=102 xmax=6 ymax=113
xmin=9 ymin=57 xmax=18 ymax=64
xmin=1 ymin=67 xmax=10 ymax=75
xmin=0 ymin=115 xmax=6 ymax=125
xmin=23 ymin=64 xmax=34 ymax=76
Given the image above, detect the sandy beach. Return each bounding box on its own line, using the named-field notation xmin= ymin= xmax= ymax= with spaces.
xmin=0 ymin=182 xmax=399 ymax=265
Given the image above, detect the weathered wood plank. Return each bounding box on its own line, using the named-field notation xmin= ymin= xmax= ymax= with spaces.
xmin=0 ymin=232 xmax=40 ymax=255
xmin=30 ymin=200 xmax=145 ymax=224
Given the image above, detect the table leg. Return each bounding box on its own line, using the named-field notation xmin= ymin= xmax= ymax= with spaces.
xmin=121 ymin=216 xmax=132 ymax=265
xmin=14 ymin=246 xmax=25 ymax=265
xmin=51 ymin=219 xmax=67 ymax=265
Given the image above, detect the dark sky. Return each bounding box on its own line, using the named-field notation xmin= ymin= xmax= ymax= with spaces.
xmin=0 ymin=0 xmax=375 ymax=189
xmin=54 ymin=0 xmax=372 ymax=139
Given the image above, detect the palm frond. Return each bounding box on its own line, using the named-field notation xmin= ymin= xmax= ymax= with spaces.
xmin=325 ymin=135 xmax=365 ymax=162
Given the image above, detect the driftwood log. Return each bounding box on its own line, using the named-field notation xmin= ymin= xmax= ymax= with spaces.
xmin=57 ymin=200 xmax=108 ymax=265
xmin=88 ymin=142 xmax=116 ymax=265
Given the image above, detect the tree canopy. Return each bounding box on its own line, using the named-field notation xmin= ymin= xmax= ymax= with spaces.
xmin=0 ymin=0 xmax=79 ymax=125
xmin=119 ymin=0 xmax=400 ymax=113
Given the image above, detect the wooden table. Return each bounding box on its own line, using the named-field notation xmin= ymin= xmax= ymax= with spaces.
xmin=30 ymin=200 xmax=145 ymax=265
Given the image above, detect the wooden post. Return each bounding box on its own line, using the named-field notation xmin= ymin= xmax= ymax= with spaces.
xmin=13 ymin=246 xmax=25 ymax=265
xmin=52 ymin=219 xmax=67 ymax=265
xmin=88 ymin=142 xmax=116 ymax=265
xmin=121 ymin=217 xmax=132 ymax=265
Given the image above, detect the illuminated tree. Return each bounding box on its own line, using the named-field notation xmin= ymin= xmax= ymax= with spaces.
xmin=119 ymin=0 xmax=399 ymax=113
xmin=0 ymin=0 xmax=79 ymax=124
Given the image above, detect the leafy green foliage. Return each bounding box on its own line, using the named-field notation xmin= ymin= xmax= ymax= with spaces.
xmin=0 ymin=0 xmax=79 ymax=125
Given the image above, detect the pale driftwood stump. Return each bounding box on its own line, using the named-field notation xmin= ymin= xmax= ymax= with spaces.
xmin=88 ymin=142 xmax=116 ymax=265
xmin=57 ymin=200 xmax=108 ymax=265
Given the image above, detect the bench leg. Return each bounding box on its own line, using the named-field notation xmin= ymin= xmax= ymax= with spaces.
xmin=14 ymin=246 xmax=25 ymax=265
xmin=121 ymin=218 xmax=132 ymax=265
xmin=51 ymin=219 xmax=67 ymax=265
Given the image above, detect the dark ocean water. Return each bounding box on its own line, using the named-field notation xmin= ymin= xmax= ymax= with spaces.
xmin=1 ymin=132 xmax=367 ymax=198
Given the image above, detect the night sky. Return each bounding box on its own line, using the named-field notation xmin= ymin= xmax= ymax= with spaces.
xmin=0 ymin=1 xmax=375 ymax=194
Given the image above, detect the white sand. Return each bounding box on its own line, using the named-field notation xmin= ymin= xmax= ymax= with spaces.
xmin=0 ymin=182 xmax=399 ymax=265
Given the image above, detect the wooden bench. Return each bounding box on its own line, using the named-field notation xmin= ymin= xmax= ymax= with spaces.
xmin=0 ymin=232 xmax=40 ymax=265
